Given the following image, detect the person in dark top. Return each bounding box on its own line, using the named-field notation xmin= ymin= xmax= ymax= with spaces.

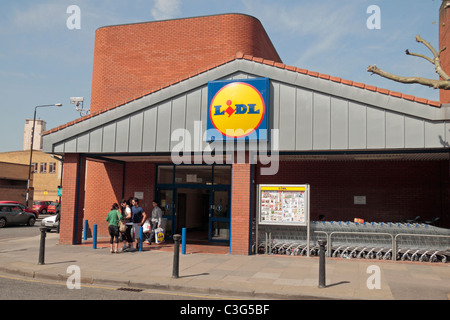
xmin=131 ymin=197 xmax=146 ymax=250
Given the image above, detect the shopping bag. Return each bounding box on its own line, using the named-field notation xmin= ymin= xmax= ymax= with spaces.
xmin=143 ymin=220 xmax=151 ymax=233
xmin=155 ymin=227 xmax=165 ymax=244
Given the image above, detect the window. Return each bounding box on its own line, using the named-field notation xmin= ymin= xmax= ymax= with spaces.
xmin=40 ymin=163 xmax=47 ymax=174
xmin=157 ymin=165 xmax=174 ymax=184
xmin=213 ymin=166 xmax=231 ymax=185
xmin=49 ymin=162 xmax=56 ymax=174
xmin=31 ymin=163 xmax=38 ymax=173
xmin=175 ymin=165 xmax=212 ymax=184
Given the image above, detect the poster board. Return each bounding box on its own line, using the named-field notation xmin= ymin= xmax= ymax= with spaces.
xmin=256 ymin=184 xmax=311 ymax=256
xmin=258 ymin=184 xmax=310 ymax=226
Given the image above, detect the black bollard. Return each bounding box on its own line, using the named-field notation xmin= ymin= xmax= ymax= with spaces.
xmin=172 ymin=234 xmax=182 ymax=279
xmin=38 ymin=227 xmax=48 ymax=265
xmin=318 ymin=239 xmax=327 ymax=288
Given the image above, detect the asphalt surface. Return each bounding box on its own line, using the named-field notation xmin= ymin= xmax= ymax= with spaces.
xmin=0 ymin=232 xmax=449 ymax=301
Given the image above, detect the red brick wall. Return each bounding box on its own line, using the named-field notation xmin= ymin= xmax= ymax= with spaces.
xmin=83 ymin=160 xmax=124 ymax=238
xmin=440 ymin=2 xmax=450 ymax=103
xmin=123 ymin=162 xmax=156 ymax=215
xmin=256 ymin=160 xmax=449 ymax=228
xmin=91 ymin=14 xmax=281 ymax=112
xmin=59 ymin=154 xmax=86 ymax=245
xmin=231 ymin=163 xmax=252 ymax=255
xmin=82 ymin=161 xmax=156 ymax=238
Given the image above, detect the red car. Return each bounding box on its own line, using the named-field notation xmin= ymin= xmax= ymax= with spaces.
xmin=47 ymin=201 xmax=59 ymax=214
xmin=33 ymin=201 xmax=51 ymax=215
xmin=0 ymin=201 xmax=38 ymax=219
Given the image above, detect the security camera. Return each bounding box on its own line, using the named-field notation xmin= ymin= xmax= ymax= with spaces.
xmin=70 ymin=97 xmax=84 ymax=106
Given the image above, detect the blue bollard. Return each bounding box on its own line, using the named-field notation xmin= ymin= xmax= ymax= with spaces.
xmin=139 ymin=226 xmax=143 ymax=252
xmin=182 ymin=228 xmax=186 ymax=255
xmin=84 ymin=220 xmax=88 ymax=240
xmin=93 ymin=224 xmax=97 ymax=249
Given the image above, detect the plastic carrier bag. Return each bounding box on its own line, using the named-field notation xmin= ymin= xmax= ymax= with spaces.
xmin=155 ymin=227 xmax=165 ymax=244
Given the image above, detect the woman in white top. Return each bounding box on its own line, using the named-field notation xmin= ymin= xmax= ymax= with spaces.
xmin=120 ymin=198 xmax=133 ymax=251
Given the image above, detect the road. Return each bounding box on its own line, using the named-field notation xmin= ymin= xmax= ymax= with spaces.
xmin=0 ymin=221 xmax=259 ymax=302
xmin=0 ymin=273 xmax=223 ymax=300
xmin=0 ymin=214 xmax=51 ymax=241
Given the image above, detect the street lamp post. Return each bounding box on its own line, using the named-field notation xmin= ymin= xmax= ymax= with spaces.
xmin=26 ymin=103 xmax=62 ymax=206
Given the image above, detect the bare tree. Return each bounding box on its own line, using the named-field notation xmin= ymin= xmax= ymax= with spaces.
xmin=367 ymin=34 xmax=450 ymax=90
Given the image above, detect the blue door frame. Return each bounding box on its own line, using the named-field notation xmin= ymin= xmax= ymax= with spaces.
xmin=156 ymin=184 xmax=230 ymax=244
xmin=155 ymin=164 xmax=231 ymax=244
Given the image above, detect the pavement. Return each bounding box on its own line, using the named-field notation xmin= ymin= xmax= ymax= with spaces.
xmin=0 ymin=231 xmax=449 ymax=300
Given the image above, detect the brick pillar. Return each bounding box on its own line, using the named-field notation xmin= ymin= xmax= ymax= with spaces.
xmin=59 ymin=154 xmax=86 ymax=245
xmin=230 ymin=162 xmax=252 ymax=255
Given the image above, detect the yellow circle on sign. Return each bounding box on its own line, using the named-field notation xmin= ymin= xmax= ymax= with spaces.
xmin=209 ymin=82 xmax=265 ymax=138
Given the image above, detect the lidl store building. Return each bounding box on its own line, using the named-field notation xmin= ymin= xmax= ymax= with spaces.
xmin=43 ymin=14 xmax=450 ymax=255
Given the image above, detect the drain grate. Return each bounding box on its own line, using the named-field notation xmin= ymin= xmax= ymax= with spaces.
xmin=117 ymin=287 xmax=143 ymax=292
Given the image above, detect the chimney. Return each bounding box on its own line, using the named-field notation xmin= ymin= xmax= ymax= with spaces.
xmin=439 ymin=0 xmax=450 ymax=103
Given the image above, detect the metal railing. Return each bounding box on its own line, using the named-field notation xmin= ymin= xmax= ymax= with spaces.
xmin=255 ymin=221 xmax=450 ymax=263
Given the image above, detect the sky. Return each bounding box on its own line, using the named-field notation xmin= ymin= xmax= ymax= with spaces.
xmin=0 ymin=0 xmax=444 ymax=152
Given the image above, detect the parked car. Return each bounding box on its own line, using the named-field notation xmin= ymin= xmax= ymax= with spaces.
xmin=0 ymin=203 xmax=36 ymax=228
xmin=33 ymin=201 xmax=51 ymax=215
xmin=47 ymin=201 xmax=60 ymax=214
xmin=0 ymin=201 xmax=38 ymax=219
xmin=41 ymin=212 xmax=59 ymax=231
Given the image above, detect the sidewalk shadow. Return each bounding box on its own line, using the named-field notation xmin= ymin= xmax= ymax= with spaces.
xmin=0 ymin=249 xmax=28 ymax=254
xmin=324 ymin=281 xmax=351 ymax=288
xmin=179 ymin=272 xmax=209 ymax=279
xmin=43 ymin=260 xmax=77 ymax=265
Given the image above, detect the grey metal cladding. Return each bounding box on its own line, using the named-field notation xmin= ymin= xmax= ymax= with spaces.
xmin=312 ymin=92 xmax=331 ymax=150
xmin=278 ymin=83 xmax=296 ymax=150
xmin=43 ymin=59 xmax=450 ymax=154
xmin=330 ymin=97 xmax=348 ymax=150
xmin=295 ymin=87 xmax=313 ymax=150
xmin=102 ymin=122 xmax=116 ymax=152
xmin=142 ymin=107 xmax=157 ymax=152
xmin=348 ymin=101 xmax=367 ymax=149
xmin=129 ymin=113 xmax=144 ymax=152
xmin=155 ymin=101 xmax=172 ymax=152
xmin=115 ymin=117 xmax=130 ymax=152
xmin=89 ymin=128 xmax=103 ymax=152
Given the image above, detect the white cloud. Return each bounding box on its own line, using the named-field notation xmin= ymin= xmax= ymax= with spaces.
xmin=242 ymin=1 xmax=362 ymax=68
xmin=151 ymin=0 xmax=181 ymax=20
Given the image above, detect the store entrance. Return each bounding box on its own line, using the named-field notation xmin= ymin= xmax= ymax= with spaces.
xmin=157 ymin=187 xmax=230 ymax=244
xmin=156 ymin=165 xmax=231 ymax=245
xmin=176 ymin=188 xmax=210 ymax=242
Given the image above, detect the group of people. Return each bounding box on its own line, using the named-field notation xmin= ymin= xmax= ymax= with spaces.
xmin=105 ymin=197 xmax=163 ymax=253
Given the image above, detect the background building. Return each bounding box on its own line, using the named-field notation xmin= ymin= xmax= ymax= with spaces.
xmin=0 ymin=161 xmax=30 ymax=204
xmin=23 ymin=119 xmax=46 ymax=151
xmin=0 ymin=120 xmax=62 ymax=206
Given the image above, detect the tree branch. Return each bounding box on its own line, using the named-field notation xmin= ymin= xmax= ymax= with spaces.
xmin=367 ymin=65 xmax=450 ymax=89
xmin=405 ymin=49 xmax=434 ymax=64
xmin=367 ymin=34 xmax=450 ymax=89
xmin=415 ymin=34 xmax=449 ymax=80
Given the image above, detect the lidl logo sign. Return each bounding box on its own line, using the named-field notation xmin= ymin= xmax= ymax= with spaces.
xmin=207 ymin=78 xmax=269 ymax=141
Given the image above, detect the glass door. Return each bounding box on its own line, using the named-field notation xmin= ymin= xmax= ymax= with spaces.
xmin=157 ymin=188 xmax=176 ymax=239
xmin=209 ymin=189 xmax=230 ymax=243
